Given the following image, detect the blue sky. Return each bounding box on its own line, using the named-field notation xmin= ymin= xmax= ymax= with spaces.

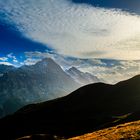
xmin=0 ymin=0 xmax=140 ymax=83
xmin=72 ymin=0 xmax=140 ymax=14
xmin=0 ymin=20 xmax=52 ymax=65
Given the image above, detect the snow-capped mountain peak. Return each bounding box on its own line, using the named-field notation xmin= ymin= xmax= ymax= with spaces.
xmin=66 ymin=66 xmax=100 ymax=85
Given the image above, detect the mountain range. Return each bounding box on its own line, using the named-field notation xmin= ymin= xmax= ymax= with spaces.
xmin=0 ymin=64 xmax=15 ymax=75
xmin=66 ymin=67 xmax=100 ymax=85
xmin=0 ymin=75 xmax=140 ymax=139
xmin=0 ymin=58 xmax=99 ymax=118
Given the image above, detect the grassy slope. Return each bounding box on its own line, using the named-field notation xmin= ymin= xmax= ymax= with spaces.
xmin=69 ymin=120 xmax=140 ymax=140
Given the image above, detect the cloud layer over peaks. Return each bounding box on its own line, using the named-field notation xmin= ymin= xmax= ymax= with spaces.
xmin=0 ymin=0 xmax=140 ymax=60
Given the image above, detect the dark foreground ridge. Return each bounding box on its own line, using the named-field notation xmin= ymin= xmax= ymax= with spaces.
xmin=0 ymin=75 xmax=140 ymax=139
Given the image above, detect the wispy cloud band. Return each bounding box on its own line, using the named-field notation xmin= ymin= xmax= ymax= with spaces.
xmin=0 ymin=0 xmax=140 ymax=60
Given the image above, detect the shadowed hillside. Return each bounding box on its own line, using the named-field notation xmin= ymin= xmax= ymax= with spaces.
xmin=0 ymin=75 xmax=140 ymax=139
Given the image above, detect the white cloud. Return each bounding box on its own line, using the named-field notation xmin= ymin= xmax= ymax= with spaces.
xmin=7 ymin=53 xmax=18 ymax=63
xmin=1 ymin=0 xmax=140 ymax=60
xmin=7 ymin=53 xmax=14 ymax=58
xmin=0 ymin=62 xmax=13 ymax=66
xmin=24 ymin=51 xmax=71 ymax=68
xmin=13 ymin=59 xmax=18 ymax=63
xmin=78 ymin=60 xmax=140 ymax=84
xmin=0 ymin=57 xmax=8 ymax=61
xmin=23 ymin=58 xmax=41 ymax=65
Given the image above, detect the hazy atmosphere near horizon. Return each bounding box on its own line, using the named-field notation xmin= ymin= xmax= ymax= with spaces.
xmin=0 ymin=0 xmax=140 ymax=84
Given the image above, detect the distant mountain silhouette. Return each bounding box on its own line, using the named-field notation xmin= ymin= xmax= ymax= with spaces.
xmin=0 ymin=75 xmax=140 ymax=139
xmin=0 ymin=58 xmax=80 ymax=118
xmin=0 ymin=64 xmax=15 ymax=74
xmin=66 ymin=67 xmax=100 ymax=85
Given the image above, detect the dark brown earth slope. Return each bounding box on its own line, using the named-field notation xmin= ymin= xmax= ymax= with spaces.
xmin=1 ymin=75 xmax=140 ymax=139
